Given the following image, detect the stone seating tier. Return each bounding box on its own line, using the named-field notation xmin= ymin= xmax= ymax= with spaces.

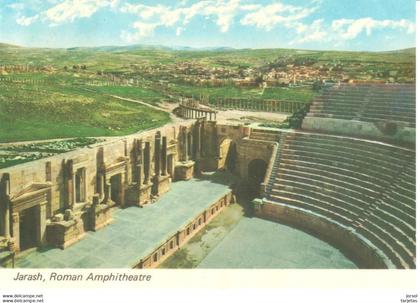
xmin=274 ymin=170 xmax=375 ymax=204
xmin=249 ymin=129 xmax=282 ymax=142
xmin=264 ymin=131 xmax=416 ymax=269
xmin=305 ymin=84 xmax=415 ymax=127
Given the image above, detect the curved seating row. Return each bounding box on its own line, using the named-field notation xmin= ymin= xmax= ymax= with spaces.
xmin=307 ymin=84 xmax=416 ymax=127
xmin=264 ymin=131 xmax=416 ymax=268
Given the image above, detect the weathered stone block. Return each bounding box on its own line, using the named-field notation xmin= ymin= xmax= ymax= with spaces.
xmin=89 ymin=202 xmax=114 ymax=231
xmin=126 ymin=182 xmax=153 ymax=207
xmin=174 ymin=161 xmax=195 ymax=181
xmin=46 ymin=216 xmax=86 ymax=249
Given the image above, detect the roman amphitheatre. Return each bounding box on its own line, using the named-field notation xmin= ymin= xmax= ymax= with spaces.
xmin=0 ymin=44 xmax=415 ymax=269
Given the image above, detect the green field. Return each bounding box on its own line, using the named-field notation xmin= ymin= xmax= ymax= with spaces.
xmin=0 ymin=75 xmax=170 ymax=142
xmin=0 ymin=44 xmax=415 ymax=142
xmin=85 ymin=85 xmax=165 ymax=105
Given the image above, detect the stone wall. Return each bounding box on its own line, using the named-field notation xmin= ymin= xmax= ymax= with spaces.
xmin=0 ymin=120 xmax=224 ymax=253
xmin=236 ymin=139 xmax=275 ymax=179
xmin=0 ymin=120 xmax=272 ymax=256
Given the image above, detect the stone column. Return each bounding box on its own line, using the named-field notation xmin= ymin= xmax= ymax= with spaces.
xmin=1 ymin=176 xmax=10 ymax=239
xmin=66 ymin=160 xmax=74 ymax=209
xmin=133 ymin=140 xmax=143 ymax=183
xmin=37 ymin=202 xmax=47 ymax=246
xmin=3 ymin=198 xmax=10 ymax=238
xmin=12 ymin=212 xmax=19 ymax=252
xmin=161 ymin=136 xmax=168 ymax=176
xmin=120 ymin=174 xmax=126 ymax=208
xmin=154 ymin=133 xmax=161 ymax=177
xmin=136 ymin=164 xmax=143 ymax=187
xmin=103 ymin=181 xmax=111 ymax=202
xmin=200 ymin=122 xmax=205 ymax=157
xmin=144 ymin=142 xmax=151 ymax=184
xmin=182 ymin=128 xmax=188 ymax=161
xmin=97 ymin=174 xmax=105 ymax=199
xmin=125 ymin=157 xmax=131 ymax=185
xmin=188 ymin=132 xmax=193 ymax=160
xmin=194 ymin=123 xmax=201 ymax=159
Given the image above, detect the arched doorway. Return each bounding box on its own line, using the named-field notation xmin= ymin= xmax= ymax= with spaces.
xmin=247 ymin=159 xmax=267 ymax=196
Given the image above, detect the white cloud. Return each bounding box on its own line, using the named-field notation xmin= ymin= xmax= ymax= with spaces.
xmin=240 ymin=3 xmax=317 ymax=31
xmin=45 ymin=0 xmax=118 ymax=25
xmin=289 ymin=17 xmax=415 ymax=46
xmin=15 ymin=0 xmax=119 ymax=27
xmin=290 ymin=19 xmax=327 ymax=45
xmin=202 ymin=0 xmax=241 ymax=32
xmin=121 ymin=22 xmax=159 ymax=43
xmin=11 ymin=0 xmax=415 ymax=48
xmin=332 ymin=17 xmax=415 ymax=40
xmin=120 ymin=0 xmax=246 ymax=41
xmin=176 ymin=27 xmax=184 ymax=36
xmin=16 ymin=14 xmax=39 ymax=26
xmin=240 ymin=4 xmax=261 ymax=11
xmin=8 ymin=3 xmax=26 ymax=11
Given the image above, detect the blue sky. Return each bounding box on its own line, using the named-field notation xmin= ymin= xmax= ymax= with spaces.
xmin=0 ymin=0 xmax=416 ymax=50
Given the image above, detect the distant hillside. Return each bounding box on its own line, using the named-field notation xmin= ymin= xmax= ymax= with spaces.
xmin=0 ymin=43 xmax=21 ymax=49
xmin=66 ymin=44 xmax=173 ymax=52
xmin=64 ymin=44 xmax=237 ymax=53
xmin=382 ymin=47 xmax=415 ymax=55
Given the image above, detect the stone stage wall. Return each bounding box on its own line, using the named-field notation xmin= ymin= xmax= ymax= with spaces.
xmin=0 ymin=121 xmax=260 ymax=258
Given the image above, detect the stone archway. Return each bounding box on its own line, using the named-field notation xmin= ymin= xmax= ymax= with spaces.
xmin=247 ymin=159 xmax=268 ymax=196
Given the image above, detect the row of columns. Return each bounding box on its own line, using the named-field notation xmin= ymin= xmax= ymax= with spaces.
xmin=132 ymin=134 xmax=169 ymax=187
xmin=215 ymin=99 xmax=304 ymax=113
xmin=182 ymin=121 xmax=205 ymax=162
xmin=180 ymin=106 xmax=217 ymax=120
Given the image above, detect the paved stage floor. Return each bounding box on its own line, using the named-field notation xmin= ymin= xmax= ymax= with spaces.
xmin=198 ymin=216 xmax=357 ymax=269
xmin=15 ymin=171 xmax=233 ymax=268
